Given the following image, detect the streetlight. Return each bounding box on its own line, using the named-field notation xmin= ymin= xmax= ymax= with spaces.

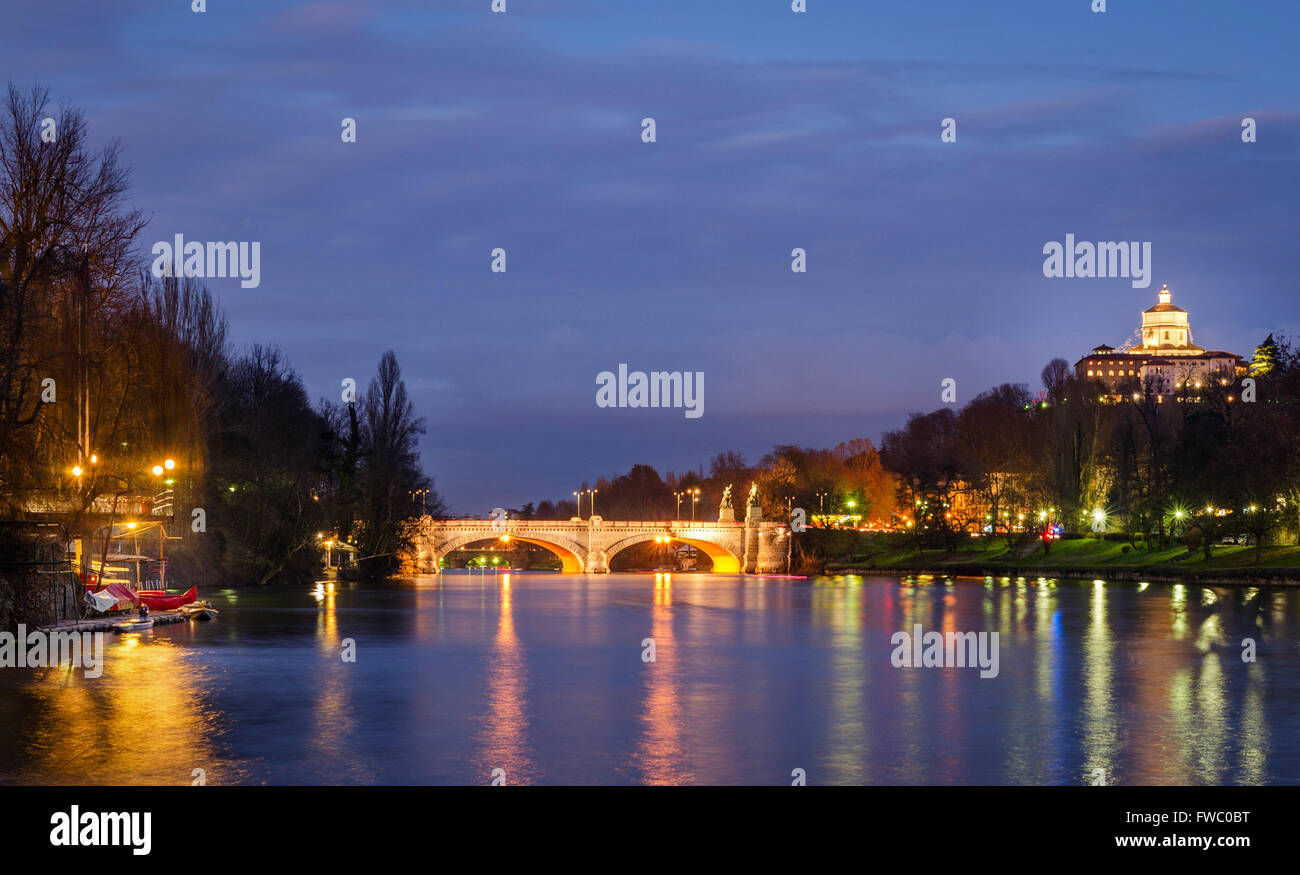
xmin=690 ymin=488 xmax=700 ymax=523
xmin=674 ymin=490 xmax=693 ymax=521
xmin=410 ymin=488 xmax=429 ymax=514
xmin=573 ymin=490 xmax=584 ymax=519
xmin=591 ymin=488 xmax=598 ymax=518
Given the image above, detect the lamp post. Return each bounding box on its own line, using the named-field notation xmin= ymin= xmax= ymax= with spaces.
xmin=591 ymin=488 xmax=598 ymax=518
xmin=150 ymin=458 xmax=177 ymax=569
xmin=689 ymin=488 xmax=700 ymax=523
xmin=573 ymin=490 xmax=583 ymax=519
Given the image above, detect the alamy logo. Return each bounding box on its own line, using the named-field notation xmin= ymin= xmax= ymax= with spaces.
xmin=50 ymin=806 xmax=151 ymax=855
xmin=596 ymin=364 xmax=703 ymax=419
xmin=890 ymin=624 xmax=999 ymax=678
xmin=150 ymin=234 xmax=261 ymax=288
xmin=1042 ymin=234 xmax=1151 ymax=288
xmin=0 ymin=626 xmax=103 ymax=678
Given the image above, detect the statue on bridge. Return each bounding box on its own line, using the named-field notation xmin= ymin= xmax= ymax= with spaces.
xmin=747 ymin=482 xmax=759 ymax=506
xmin=720 ymin=484 xmax=732 ymax=509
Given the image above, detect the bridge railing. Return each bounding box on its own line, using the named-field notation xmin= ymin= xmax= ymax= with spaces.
xmin=424 ymin=519 xmax=748 ymax=528
xmin=421 ymin=514 xmax=759 ymax=527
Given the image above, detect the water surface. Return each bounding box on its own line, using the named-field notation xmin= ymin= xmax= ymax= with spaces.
xmin=1 ymin=573 xmax=1296 ymax=785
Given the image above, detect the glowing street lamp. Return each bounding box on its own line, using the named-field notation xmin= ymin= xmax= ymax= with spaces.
xmin=674 ymin=489 xmax=697 ymax=521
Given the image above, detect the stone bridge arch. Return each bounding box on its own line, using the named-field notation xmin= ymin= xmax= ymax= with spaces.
xmin=419 ymin=526 xmax=589 ymax=573
xmin=600 ymin=530 xmax=743 ymax=574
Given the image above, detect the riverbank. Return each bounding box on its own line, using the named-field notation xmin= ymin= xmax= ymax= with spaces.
xmin=825 ymin=538 xmax=1300 ymax=585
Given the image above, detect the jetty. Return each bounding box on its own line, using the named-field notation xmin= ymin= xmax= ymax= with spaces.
xmin=37 ymin=610 xmax=190 ymax=633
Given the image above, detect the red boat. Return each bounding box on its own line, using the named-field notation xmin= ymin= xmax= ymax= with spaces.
xmin=135 ymin=586 xmax=198 ymax=611
xmin=84 ymin=554 xmax=198 ymax=611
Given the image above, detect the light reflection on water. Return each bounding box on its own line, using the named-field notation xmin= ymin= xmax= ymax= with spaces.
xmin=1 ymin=573 xmax=1297 ymax=785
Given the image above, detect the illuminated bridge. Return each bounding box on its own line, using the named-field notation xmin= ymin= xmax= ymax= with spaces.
xmin=409 ymin=511 xmax=788 ymax=574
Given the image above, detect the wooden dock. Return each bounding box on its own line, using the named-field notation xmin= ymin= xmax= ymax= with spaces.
xmin=37 ymin=610 xmax=190 ymax=633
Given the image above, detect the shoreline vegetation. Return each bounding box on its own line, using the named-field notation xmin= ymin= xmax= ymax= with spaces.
xmin=820 ymin=536 xmax=1300 ymax=585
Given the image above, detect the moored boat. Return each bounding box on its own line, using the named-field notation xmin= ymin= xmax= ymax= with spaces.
xmin=181 ymin=601 xmax=219 ymax=621
xmin=134 ymin=586 xmax=198 ymax=611
xmin=112 ymin=617 xmax=154 ymax=633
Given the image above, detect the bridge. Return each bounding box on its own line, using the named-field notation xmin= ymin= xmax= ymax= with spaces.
xmin=409 ymin=505 xmax=788 ymax=574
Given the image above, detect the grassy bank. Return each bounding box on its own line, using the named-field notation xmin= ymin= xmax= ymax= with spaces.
xmin=822 ymin=536 xmax=1300 ymax=584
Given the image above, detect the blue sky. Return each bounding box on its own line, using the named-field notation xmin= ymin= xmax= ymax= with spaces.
xmin=5 ymin=0 xmax=1298 ymax=512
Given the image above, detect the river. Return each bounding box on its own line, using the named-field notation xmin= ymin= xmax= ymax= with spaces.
xmin=1 ymin=573 xmax=1296 ymax=785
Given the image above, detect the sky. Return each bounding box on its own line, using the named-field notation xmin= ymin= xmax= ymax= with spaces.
xmin=4 ymin=0 xmax=1298 ymax=514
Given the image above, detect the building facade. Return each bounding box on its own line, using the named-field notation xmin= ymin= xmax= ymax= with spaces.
xmin=1075 ymin=284 xmax=1244 ymax=399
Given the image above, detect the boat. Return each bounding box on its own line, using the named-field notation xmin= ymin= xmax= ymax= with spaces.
xmin=181 ymin=601 xmax=219 ymax=621
xmin=112 ymin=617 xmax=154 ymax=633
xmin=134 ymin=586 xmax=198 ymax=611
xmin=84 ymin=555 xmax=199 ymax=612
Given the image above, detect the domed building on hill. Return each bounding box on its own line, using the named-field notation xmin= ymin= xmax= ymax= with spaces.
xmin=1074 ymin=284 xmax=1244 ymax=399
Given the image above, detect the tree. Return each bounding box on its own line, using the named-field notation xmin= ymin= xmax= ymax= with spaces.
xmin=355 ymin=350 xmax=439 ymax=575
xmin=1041 ymin=358 xmax=1071 ymax=403
xmin=203 ymin=345 xmax=330 ymax=585
xmin=956 ymin=384 xmax=1034 ymax=546
xmin=0 ymin=83 xmax=146 ymax=514
xmin=1036 ymin=366 xmax=1110 ymax=530
xmin=1249 ymin=333 xmax=1280 ymax=377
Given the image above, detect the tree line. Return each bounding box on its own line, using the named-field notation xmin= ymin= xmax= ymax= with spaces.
xmin=510 ymin=439 xmax=898 ymax=526
xmin=0 ymin=84 xmax=441 ymax=590
xmin=878 ymin=342 xmax=1299 ymax=562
